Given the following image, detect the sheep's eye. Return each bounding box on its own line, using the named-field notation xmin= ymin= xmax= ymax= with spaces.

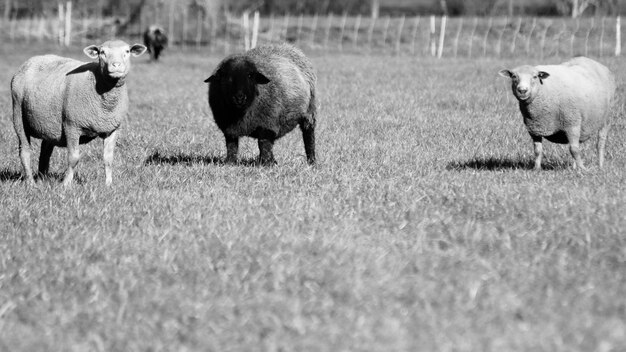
xmin=248 ymin=73 xmax=253 ymax=79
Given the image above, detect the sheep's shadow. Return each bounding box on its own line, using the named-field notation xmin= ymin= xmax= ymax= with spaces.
xmin=144 ymin=151 xmax=258 ymax=167
xmin=0 ymin=169 xmax=67 ymax=183
xmin=0 ymin=169 xmax=23 ymax=182
xmin=446 ymin=157 xmax=569 ymax=171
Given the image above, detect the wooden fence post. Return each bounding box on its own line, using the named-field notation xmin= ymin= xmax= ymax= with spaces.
xmin=367 ymin=15 xmax=376 ymax=52
xmin=243 ymin=11 xmax=249 ymax=50
xmin=282 ymin=14 xmax=289 ymax=42
xmin=58 ymin=3 xmax=65 ymax=46
xmin=296 ymin=13 xmax=303 ymax=45
xmin=585 ymin=17 xmax=594 ymax=57
xmin=310 ymin=13 xmax=318 ymax=46
xmin=437 ymin=15 xmax=446 ymax=58
xmin=182 ymin=4 xmax=188 ymax=50
xmin=339 ymin=12 xmax=347 ymax=51
xmin=496 ymin=16 xmax=507 ymax=57
xmin=64 ymin=1 xmax=71 ymax=46
xmin=396 ymin=15 xmax=405 ymax=55
xmin=540 ymin=20 xmax=552 ymax=60
xmin=196 ymin=10 xmax=202 ymax=48
xmin=209 ymin=13 xmax=217 ymax=52
xmin=353 ymin=14 xmax=361 ymax=49
xmin=429 ymin=15 xmax=436 ymax=56
xmin=468 ymin=17 xmax=478 ymax=58
xmin=510 ymin=17 xmax=521 ymax=54
xmin=453 ymin=17 xmax=463 ymax=57
xmin=617 ymin=16 xmax=622 ymax=56
xmin=382 ymin=15 xmax=391 ymax=46
xmin=482 ymin=17 xmax=492 ymax=56
xmin=224 ymin=14 xmax=230 ymax=55
xmin=251 ymin=11 xmax=259 ymax=49
xmin=411 ymin=16 xmax=420 ymax=55
xmin=168 ymin=0 xmax=175 ymax=46
xmin=599 ymin=16 xmax=605 ymax=56
xmin=526 ymin=17 xmax=537 ymax=55
xmin=324 ymin=13 xmax=333 ymax=50
xmin=571 ymin=18 xmax=580 ymax=56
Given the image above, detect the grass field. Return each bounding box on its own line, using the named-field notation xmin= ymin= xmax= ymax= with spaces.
xmin=1 ymin=42 xmax=625 ymax=351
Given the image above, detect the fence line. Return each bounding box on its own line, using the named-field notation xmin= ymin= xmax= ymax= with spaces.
xmin=0 ymin=13 xmax=623 ymax=58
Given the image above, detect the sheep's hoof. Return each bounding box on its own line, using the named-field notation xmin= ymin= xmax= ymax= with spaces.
xmin=224 ymin=157 xmax=238 ymax=164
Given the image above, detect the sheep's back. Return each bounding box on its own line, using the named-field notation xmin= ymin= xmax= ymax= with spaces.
xmin=532 ymin=59 xmax=615 ymax=141
xmin=12 ymin=55 xmax=84 ymax=142
xmin=248 ymin=44 xmax=316 ymax=95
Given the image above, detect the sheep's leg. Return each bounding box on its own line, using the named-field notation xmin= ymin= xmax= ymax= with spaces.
xmin=62 ymin=130 xmax=81 ymax=187
xmin=38 ymin=141 xmax=55 ymax=177
xmin=300 ymin=121 xmax=316 ymax=165
xmin=225 ymin=136 xmax=239 ymax=163
xmin=597 ymin=124 xmax=610 ymax=168
xmin=18 ymin=137 xmax=34 ymax=184
xmin=531 ymin=135 xmax=543 ymax=170
xmin=103 ymin=130 xmax=119 ymax=186
xmin=12 ymin=97 xmax=34 ymax=184
xmin=566 ymin=126 xmax=586 ymax=171
xmin=258 ymin=139 xmax=276 ymax=165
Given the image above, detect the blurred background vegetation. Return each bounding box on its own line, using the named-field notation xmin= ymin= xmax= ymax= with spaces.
xmin=2 ymin=0 xmax=625 ymax=20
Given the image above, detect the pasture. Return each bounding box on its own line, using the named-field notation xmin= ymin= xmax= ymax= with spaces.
xmin=0 ymin=42 xmax=625 ymax=351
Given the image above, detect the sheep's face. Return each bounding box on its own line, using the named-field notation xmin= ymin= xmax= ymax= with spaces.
xmin=151 ymin=28 xmax=168 ymax=47
xmin=499 ymin=66 xmax=550 ymax=102
xmin=84 ymin=40 xmax=147 ymax=80
xmin=205 ymin=58 xmax=270 ymax=110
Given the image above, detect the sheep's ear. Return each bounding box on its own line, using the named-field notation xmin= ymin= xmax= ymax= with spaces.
xmin=83 ymin=45 xmax=100 ymax=59
xmin=498 ymin=69 xmax=513 ymax=78
xmin=254 ymin=72 xmax=270 ymax=84
xmin=130 ymin=44 xmax=147 ymax=57
xmin=204 ymin=75 xmax=217 ymax=83
xmin=538 ymin=71 xmax=550 ymax=80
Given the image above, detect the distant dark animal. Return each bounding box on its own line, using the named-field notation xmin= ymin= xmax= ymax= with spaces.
xmin=205 ymin=43 xmax=317 ymax=165
xmin=10 ymin=40 xmax=147 ymax=186
xmin=143 ymin=25 xmax=168 ymax=61
xmin=499 ymin=56 xmax=616 ymax=170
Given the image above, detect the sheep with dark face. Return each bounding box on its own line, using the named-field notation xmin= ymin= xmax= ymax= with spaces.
xmin=499 ymin=56 xmax=616 ymax=170
xmin=205 ymin=43 xmax=317 ymax=165
xmin=143 ymin=25 xmax=168 ymax=61
xmin=10 ymin=40 xmax=146 ymax=186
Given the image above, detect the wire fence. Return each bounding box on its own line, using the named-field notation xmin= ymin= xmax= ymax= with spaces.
xmin=1 ymin=13 xmax=623 ymax=59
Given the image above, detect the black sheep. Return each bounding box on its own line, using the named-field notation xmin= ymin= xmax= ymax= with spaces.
xmin=205 ymin=44 xmax=317 ymax=165
xmin=143 ymin=25 xmax=168 ymax=61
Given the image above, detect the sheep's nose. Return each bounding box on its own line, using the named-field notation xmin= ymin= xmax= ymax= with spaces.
xmin=517 ymin=87 xmax=528 ymax=94
xmin=234 ymin=92 xmax=245 ymax=102
xmin=111 ymin=62 xmax=121 ymax=68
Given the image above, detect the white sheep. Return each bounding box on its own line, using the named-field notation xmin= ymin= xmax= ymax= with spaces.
xmin=11 ymin=40 xmax=146 ymax=186
xmin=499 ymin=56 xmax=616 ymax=170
